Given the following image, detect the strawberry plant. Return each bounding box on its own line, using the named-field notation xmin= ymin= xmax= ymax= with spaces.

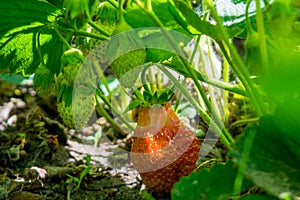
xmin=1 ymin=0 xmax=300 ymax=199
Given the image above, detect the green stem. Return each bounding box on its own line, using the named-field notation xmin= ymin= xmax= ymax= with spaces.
xmin=93 ymin=60 xmax=112 ymax=97
xmin=158 ymin=64 xmax=233 ymax=150
xmin=163 ymin=61 xmax=247 ymax=97
xmin=106 ymin=0 xmax=118 ymax=9
xmin=205 ymin=36 xmax=222 ymax=119
xmin=88 ymin=21 xmax=111 ymax=37
xmin=233 ymin=125 xmax=257 ymax=197
xmin=53 ymin=22 xmax=72 ymax=49
xmin=145 ymin=9 xmax=211 ymax=109
xmin=156 ymin=67 xmax=163 ymax=90
xmin=148 ymin=67 xmax=156 ymax=94
xmin=174 ymin=36 xmax=200 ymax=112
xmin=206 ymin=0 xmax=267 ymax=115
xmin=218 ymin=35 xmax=266 ymax=116
xmin=190 ymin=36 xmax=201 ymax=63
xmin=141 ymin=65 xmax=151 ymax=93
xmin=96 ymin=89 xmax=135 ymax=131
xmin=58 ymin=26 xmax=109 ymax=40
xmin=37 ymin=25 xmax=49 ymax=65
xmin=95 ymin=97 xmax=127 ymax=135
xmin=118 ymin=0 xmax=123 ymax=21
xmin=138 ymin=2 xmax=234 ymax=145
xmin=223 ymin=45 xmax=230 ymax=126
xmin=229 ymin=117 xmax=259 ymax=132
xmin=255 ymin=0 xmax=269 ymax=75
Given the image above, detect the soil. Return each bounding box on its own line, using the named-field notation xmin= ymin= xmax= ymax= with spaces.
xmin=0 ymin=80 xmax=147 ymax=200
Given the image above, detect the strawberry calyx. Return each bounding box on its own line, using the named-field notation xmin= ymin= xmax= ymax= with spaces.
xmin=124 ymin=85 xmax=175 ymax=114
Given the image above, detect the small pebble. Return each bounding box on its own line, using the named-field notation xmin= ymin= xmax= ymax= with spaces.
xmin=92 ymin=123 xmax=101 ymax=130
xmin=97 ymin=117 xmax=107 ymax=125
xmin=7 ymin=115 xmax=17 ymax=126
xmin=0 ymin=102 xmax=15 ymax=120
xmin=81 ymin=126 xmax=94 ymax=135
xmin=21 ymin=88 xmax=27 ymax=94
xmin=10 ymin=98 xmax=26 ymax=109
xmin=28 ymin=88 xmax=36 ymax=96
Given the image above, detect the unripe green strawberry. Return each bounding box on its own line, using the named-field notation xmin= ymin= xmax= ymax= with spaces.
xmin=110 ymin=49 xmax=146 ymax=88
xmin=60 ymin=62 xmax=81 ymax=86
xmin=106 ymin=18 xmax=146 ymax=88
xmin=57 ymin=98 xmax=75 ymax=128
xmin=58 ymin=48 xmax=85 ymax=86
xmin=61 ymin=48 xmax=84 ymax=66
xmin=131 ymin=103 xmax=200 ymax=193
xmin=34 ymin=64 xmax=55 ymax=98
xmin=82 ymin=21 xmax=116 ymax=59
xmin=57 ymin=86 xmax=96 ymax=129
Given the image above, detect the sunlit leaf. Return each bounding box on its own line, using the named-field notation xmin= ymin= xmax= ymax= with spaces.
xmin=232 ymin=105 xmax=300 ymax=197
xmin=171 ymin=161 xmax=253 ymax=200
xmin=0 ymin=0 xmax=63 ymax=75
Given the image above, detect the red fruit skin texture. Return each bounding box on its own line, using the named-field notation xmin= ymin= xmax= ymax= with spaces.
xmin=131 ymin=103 xmax=200 ymax=193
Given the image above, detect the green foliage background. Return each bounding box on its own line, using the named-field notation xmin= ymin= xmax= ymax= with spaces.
xmin=0 ymin=0 xmax=300 ymax=199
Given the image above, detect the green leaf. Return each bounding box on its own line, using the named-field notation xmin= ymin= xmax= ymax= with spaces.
xmin=140 ymin=190 xmax=156 ymax=200
xmin=214 ymin=0 xmax=267 ymax=27
xmin=169 ymin=55 xmax=210 ymax=83
xmin=232 ymin=0 xmax=247 ymax=3
xmin=97 ymin=2 xmax=119 ymax=24
xmin=143 ymin=90 xmax=152 ymax=102
xmin=33 ymin=63 xmax=55 ymax=96
xmin=170 ymin=0 xmax=226 ymax=39
xmin=141 ymin=29 xmax=191 ymax=62
xmin=84 ymin=155 xmax=91 ymax=166
xmin=124 ymin=0 xmax=191 ymax=35
xmin=146 ymin=48 xmax=175 ymax=62
xmin=232 ymin=104 xmax=300 ymax=197
xmin=124 ymin=99 xmax=142 ymax=113
xmin=241 ymin=194 xmax=278 ymax=200
xmin=46 ymin=0 xmax=64 ymax=9
xmin=0 ymin=0 xmax=63 ymax=75
xmin=193 ymin=0 xmax=266 ymax=37
xmin=158 ymin=92 xmax=169 ymax=104
xmin=77 ymin=166 xmax=92 ymax=189
xmin=151 ymin=91 xmax=158 ymax=103
xmin=61 ymin=85 xmax=73 ymax=106
xmin=0 ymin=73 xmax=29 ymax=84
xmin=171 ymin=161 xmax=253 ymax=200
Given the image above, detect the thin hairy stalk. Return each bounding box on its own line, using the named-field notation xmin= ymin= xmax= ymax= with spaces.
xmin=53 ymin=21 xmax=72 ymax=49
xmin=88 ymin=21 xmax=111 ymax=37
xmin=106 ymin=0 xmax=118 ymax=9
xmin=205 ymin=0 xmax=267 ymax=116
xmin=95 ymin=97 xmax=127 ymax=135
xmin=137 ymin=1 xmax=234 ymax=144
xmin=223 ymin=45 xmax=230 ymax=126
xmin=228 ymin=117 xmax=259 ymax=132
xmin=255 ymin=0 xmax=269 ymax=74
xmin=205 ymin=36 xmax=223 ymax=119
xmin=58 ymin=26 xmax=109 ymax=40
xmin=148 ymin=67 xmax=156 ymax=94
xmin=93 ymin=60 xmax=112 ymax=97
xmin=96 ymin=89 xmax=135 ymax=131
xmin=233 ymin=125 xmax=257 ymax=197
xmin=158 ymin=64 xmax=232 ymax=150
xmin=163 ymin=62 xmax=247 ymax=96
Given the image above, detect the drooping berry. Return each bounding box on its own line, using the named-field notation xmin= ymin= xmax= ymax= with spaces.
xmin=131 ymin=103 xmax=200 ymax=193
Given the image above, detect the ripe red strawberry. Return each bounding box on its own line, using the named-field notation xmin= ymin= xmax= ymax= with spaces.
xmin=131 ymin=102 xmax=200 ymax=193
